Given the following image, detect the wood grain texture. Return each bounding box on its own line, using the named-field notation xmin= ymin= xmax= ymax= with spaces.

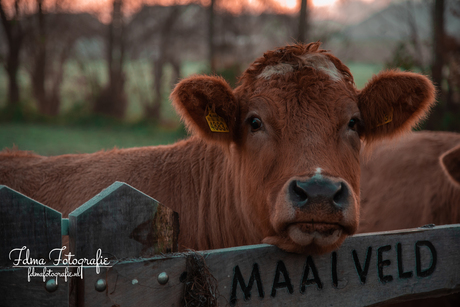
xmin=69 ymin=181 xmax=179 ymax=260
xmin=0 ymin=267 xmax=70 ymax=307
xmin=0 ymin=185 xmax=62 ymax=267
xmin=0 ymin=185 xmax=68 ymax=306
xmin=81 ymin=225 xmax=460 ymax=307
xmin=82 ymin=257 xmax=186 ymax=307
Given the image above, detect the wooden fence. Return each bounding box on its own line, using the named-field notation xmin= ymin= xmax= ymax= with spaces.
xmin=0 ymin=182 xmax=459 ymax=306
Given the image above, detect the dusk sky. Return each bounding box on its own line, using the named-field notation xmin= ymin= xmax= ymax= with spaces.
xmin=2 ymin=0 xmax=388 ymax=24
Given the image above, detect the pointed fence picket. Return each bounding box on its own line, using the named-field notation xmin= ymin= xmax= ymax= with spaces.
xmin=68 ymin=182 xmax=179 ymax=306
xmin=0 ymin=185 xmax=69 ymax=307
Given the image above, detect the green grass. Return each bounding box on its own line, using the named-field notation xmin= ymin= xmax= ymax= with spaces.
xmin=346 ymin=62 xmax=383 ymax=89
xmin=0 ymin=123 xmax=187 ymax=156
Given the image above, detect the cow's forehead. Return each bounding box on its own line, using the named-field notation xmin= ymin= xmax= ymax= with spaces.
xmin=235 ymin=43 xmax=358 ymax=137
xmin=257 ymin=53 xmax=343 ymax=82
xmin=238 ymin=42 xmax=355 ymax=89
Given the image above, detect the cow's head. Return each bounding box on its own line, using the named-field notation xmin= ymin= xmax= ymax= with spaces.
xmin=171 ymin=43 xmax=435 ymax=254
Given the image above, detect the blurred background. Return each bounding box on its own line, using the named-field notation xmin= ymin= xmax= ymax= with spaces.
xmin=0 ymin=0 xmax=459 ymax=155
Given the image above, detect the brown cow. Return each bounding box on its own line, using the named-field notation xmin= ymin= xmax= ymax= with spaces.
xmin=0 ymin=42 xmax=435 ymax=254
xmin=359 ymin=131 xmax=460 ymax=233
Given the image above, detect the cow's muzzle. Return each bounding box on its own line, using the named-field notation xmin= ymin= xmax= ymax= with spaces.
xmin=264 ymin=174 xmax=358 ymax=254
xmin=288 ymin=177 xmax=349 ymax=211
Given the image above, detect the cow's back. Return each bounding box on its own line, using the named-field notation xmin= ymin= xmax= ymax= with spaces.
xmin=359 ymin=131 xmax=460 ymax=233
xmin=0 ymin=150 xmax=53 ymax=207
xmin=0 ymin=148 xmax=159 ymax=217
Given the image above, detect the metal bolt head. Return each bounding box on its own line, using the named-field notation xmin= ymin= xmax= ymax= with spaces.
xmin=45 ymin=279 xmax=58 ymax=293
xmin=157 ymin=272 xmax=169 ymax=285
xmin=95 ymin=279 xmax=107 ymax=292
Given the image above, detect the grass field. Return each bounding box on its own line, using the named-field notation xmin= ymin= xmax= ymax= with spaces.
xmin=0 ymin=61 xmax=382 ymax=155
xmin=0 ymin=123 xmax=187 ymax=155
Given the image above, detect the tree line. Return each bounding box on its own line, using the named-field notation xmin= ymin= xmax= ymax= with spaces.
xmin=0 ymin=0 xmax=313 ymax=123
xmin=0 ymin=0 xmax=458 ymax=131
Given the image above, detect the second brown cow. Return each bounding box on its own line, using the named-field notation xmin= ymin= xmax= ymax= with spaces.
xmin=358 ymin=131 xmax=460 ymax=307
xmin=0 ymin=42 xmax=435 ymax=254
xmin=359 ymin=131 xmax=460 ymax=233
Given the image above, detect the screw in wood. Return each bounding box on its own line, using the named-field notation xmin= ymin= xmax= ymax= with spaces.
xmin=157 ymin=272 xmax=169 ymax=285
xmin=95 ymin=279 xmax=107 ymax=292
xmin=45 ymin=279 xmax=58 ymax=293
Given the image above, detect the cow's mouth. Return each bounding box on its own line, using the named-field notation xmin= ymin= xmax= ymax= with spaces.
xmin=287 ymin=222 xmax=344 ymax=247
xmin=262 ymin=221 xmax=347 ymax=254
xmin=293 ymin=222 xmax=342 ymax=234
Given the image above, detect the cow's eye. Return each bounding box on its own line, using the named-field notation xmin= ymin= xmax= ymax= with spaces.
xmin=348 ymin=118 xmax=359 ymax=131
xmin=249 ymin=117 xmax=263 ymax=132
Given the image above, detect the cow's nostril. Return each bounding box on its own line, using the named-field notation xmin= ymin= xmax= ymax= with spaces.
xmin=292 ymin=181 xmax=308 ymax=202
xmin=333 ymin=183 xmax=347 ymax=207
xmin=332 ymin=183 xmax=342 ymax=202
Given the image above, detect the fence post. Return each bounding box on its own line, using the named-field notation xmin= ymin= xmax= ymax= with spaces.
xmin=68 ymin=181 xmax=179 ymax=307
xmin=0 ymin=185 xmax=69 ymax=306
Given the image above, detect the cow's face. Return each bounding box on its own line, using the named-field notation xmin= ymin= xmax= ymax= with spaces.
xmin=171 ymin=43 xmax=435 ymax=254
xmin=232 ymin=62 xmax=362 ymax=254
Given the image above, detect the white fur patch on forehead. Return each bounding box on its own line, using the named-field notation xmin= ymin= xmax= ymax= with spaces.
xmin=257 ymin=53 xmax=343 ymax=81
xmin=300 ymin=53 xmax=343 ymax=81
xmin=258 ymin=63 xmax=294 ymax=79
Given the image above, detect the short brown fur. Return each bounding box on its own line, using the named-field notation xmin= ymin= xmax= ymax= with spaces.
xmin=359 ymin=131 xmax=460 ymax=232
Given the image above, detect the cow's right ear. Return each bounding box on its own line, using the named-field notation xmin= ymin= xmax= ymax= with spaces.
xmin=440 ymin=144 xmax=460 ymax=188
xmin=170 ymin=75 xmax=239 ymax=144
xmin=357 ymin=70 xmax=436 ymax=144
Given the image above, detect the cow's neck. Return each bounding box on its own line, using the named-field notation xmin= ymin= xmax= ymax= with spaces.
xmin=141 ymin=137 xmax=261 ymax=251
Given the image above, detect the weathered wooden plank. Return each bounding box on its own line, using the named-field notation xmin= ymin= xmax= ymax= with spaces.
xmin=0 ymin=266 xmax=70 ymax=307
xmin=0 ymin=185 xmax=68 ymax=306
xmin=81 ymin=224 xmax=460 ymax=307
xmin=82 ymin=257 xmax=186 ymax=307
xmin=69 ymin=181 xmax=179 ymax=260
xmin=0 ymin=185 xmax=62 ymax=267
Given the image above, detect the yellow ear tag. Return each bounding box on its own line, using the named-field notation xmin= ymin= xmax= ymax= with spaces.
xmin=206 ymin=106 xmax=229 ymax=133
xmin=376 ymin=107 xmax=394 ymax=128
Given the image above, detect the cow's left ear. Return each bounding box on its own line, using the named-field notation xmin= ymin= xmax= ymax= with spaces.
xmin=170 ymin=75 xmax=239 ymax=144
xmin=357 ymin=70 xmax=436 ymax=143
xmin=440 ymin=144 xmax=460 ymax=188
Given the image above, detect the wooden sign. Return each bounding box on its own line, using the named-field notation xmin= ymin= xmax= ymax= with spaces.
xmin=82 ymin=224 xmax=460 ymax=307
